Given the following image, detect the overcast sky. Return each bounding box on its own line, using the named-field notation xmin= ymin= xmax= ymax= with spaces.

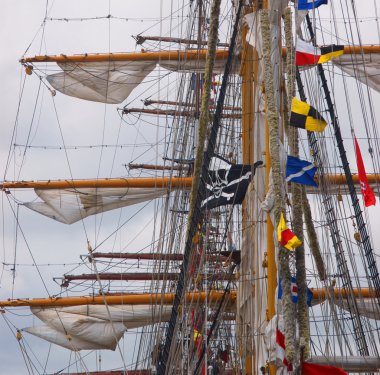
xmin=1 ymin=1 xmax=380 ymax=374
xmin=0 ymin=1 xmax=181 ymax=373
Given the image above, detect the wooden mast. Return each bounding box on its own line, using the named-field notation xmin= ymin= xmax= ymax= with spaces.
xmin=239 ymin=3 xmax=263 ymax=373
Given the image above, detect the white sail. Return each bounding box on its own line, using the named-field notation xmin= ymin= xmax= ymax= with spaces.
xmin=24 ymin=187 xmax=168 ymax=224
xmin=335 ymin=298 xmax=380 ymax=320
xmin=46 ymin=58 xmax=230 ymax=104
xmin=24 ymin=305 xmax=172 ymax=351
xmin=25 ymin=324 xmax=121 ymax=351
xmin=333 ymin=54 xmax=380 ymax=93
xmin=46 ymin=61 xmax=156 ymax=104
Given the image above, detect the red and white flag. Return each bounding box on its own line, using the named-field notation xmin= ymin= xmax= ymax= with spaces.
xmin=296 ymin=38 xmax=321 ymax=66
xmin=276 ymin=325 xmax=293 ymax=371
xmin=354 ymin=136 xmax=376 ymax=207
xmin=296 ymin=38 xmax=344 ymax=66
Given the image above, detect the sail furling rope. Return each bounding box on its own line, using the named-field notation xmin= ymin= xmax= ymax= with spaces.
xmin=260 ymin=6 xmax=296 ymax=364
xmin=284 ymin=7 xmax=310 ymax=360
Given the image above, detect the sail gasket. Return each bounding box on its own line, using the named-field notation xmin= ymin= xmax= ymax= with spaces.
xmin=157 ymin=1 xmax=244 ymax=373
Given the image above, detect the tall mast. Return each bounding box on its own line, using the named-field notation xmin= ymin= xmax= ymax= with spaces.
xmin=239 ymin=4 xmax=256 ymax=374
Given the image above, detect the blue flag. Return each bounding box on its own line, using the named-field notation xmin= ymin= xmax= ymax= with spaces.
xmin=307 ymin=288 xmax=313 ymax=307
xmin=298 ymin=0 xmax=328 ymax=10
xmin=286 ymin=155 xmax=318 ymax=187
xmin=278 ymin=277 xmax=313 ymax=305
xmin=278 ymin=277 xmax=298 ymax=303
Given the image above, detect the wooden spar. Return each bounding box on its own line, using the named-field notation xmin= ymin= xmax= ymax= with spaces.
xmin=310 ymin=287 xmax=378 ymax=300
xmin=280 ymin=44 xmax=380 ymax=57
xmin=143 ymin=99 xmax=241 ymax=111
xmin=0 ymin=288 xmax=376 ymax=308
xmin=20 ymin=45 xmax=380 ymax=64
xmin=133 ymin=35 xmax=229 ymax=47
xmin=92 ymin=252 xmax=185 ymax=260
xmin=0 ymin=177 xmax=193 ymax=190
xmin=20 ymin=49 xmax=229 ymax=64
xmin=127 ymin=163 xmax=185 ymax=171
xmin=59 ymin=371 xmax=151 ymax=375
xmin=122 ymin=107 xmax=242 ymax=119
xmin=1 ymin=173 xmax=378 ymax=190
xmin=63 ymin=273 xmax=181 ymax=282
xmin=91 ymin=252 xmax=231 ymax=262
xmin=63 ymin=271 xmax=235 ymax=283
xmin=0 ymin=291 xmax=236 ymax=307
xmin=58 ymin=369 xmax=239 ymax=375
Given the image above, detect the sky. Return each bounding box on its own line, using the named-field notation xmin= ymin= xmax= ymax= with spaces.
xmin=0 ymin=1 xmax=182 ymax=373
xmin=1 ymin=0 xmax=380 ymax=374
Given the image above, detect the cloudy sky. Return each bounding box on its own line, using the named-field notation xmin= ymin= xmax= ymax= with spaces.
xmin=0 ymin=1 xmax=183 ymax=373
xmin=1 ymin=0 xmax=380 ymax=374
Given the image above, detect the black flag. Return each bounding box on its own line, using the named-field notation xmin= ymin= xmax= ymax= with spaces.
xmin=201 ymin=156 xmax=262 ymax=209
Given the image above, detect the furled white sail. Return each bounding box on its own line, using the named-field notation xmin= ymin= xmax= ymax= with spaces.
xmin=25 ymin=324 xmax=120 ymax=351
xmin=46 ymin=61 xmax=156 ymax=104
xmin=24 ymin=187 xmax=168 ymax=224
xmin=336 ymin=298 xmax=380 ymax=320
xmin=333 ymin=54 xmax=380 ymax=93
xmin=46 ymin=58 xmax=230 ymax=104
xmin=25 ymin=305 xmax=172 ymax=351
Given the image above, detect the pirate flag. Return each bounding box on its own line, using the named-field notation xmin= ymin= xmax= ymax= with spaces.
xmin=201 ymin=156 xmax=262 ymax=209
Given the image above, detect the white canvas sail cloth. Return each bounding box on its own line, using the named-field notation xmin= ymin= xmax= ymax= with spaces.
xmin=46 ymin=58 xmax=230 ymax=104
xmin=335 ymin=298 xmax=380 ymax=320
xmin=333 ymin=54 xmax=380 ymax=93
xmin=24 ymin=187 xmax=167 ymax=224
xmin=46 ymin=61 xmax=156 ymax=104
xmin=25 ymin=305 xmax=172 ymax=351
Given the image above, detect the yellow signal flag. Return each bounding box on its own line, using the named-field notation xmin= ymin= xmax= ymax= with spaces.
xmin=318 ymin=45 xmax=344 ymax=64
xmin=277 ymin=213 xmax=302 ymax=251
xmin=290 ymin=97 xmax=327 ymax=132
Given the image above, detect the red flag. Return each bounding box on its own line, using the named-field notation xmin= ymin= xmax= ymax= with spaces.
xmin=303 ymin=362 xmax=347 ymax=375
xmin=354 ymin=136 xmax=376 ymax=207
